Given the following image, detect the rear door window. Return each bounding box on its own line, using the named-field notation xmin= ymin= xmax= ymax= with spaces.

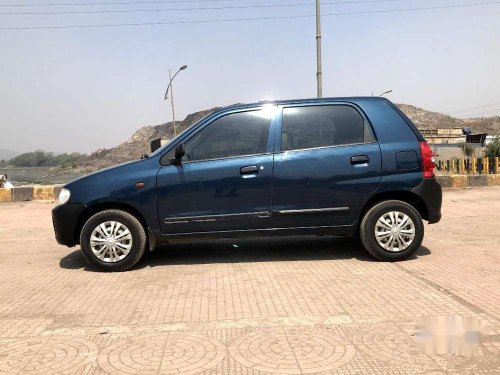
xmin=281 ymin=105 xmax=375 ymax=151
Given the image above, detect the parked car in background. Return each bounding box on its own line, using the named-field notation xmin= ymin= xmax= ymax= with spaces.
xmin=52 ymin=97 xmax=442 ymax=271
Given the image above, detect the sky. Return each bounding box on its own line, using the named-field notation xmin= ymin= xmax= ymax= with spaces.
xmin=0 ymin=0 xmax=499 ymax=154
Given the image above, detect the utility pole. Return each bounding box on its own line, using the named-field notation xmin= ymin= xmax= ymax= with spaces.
xmin=316 ymin=0 xmax=323 ymax=98
xmin=169 ymin=69 xmax=177 ymax=137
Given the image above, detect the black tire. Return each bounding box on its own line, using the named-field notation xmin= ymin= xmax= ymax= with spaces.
xmin=80 ymin=209 xmax=146 ymax=271
xmin=360 ymin=200 xmax=424 ymax=261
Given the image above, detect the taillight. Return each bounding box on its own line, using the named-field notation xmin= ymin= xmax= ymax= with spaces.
xmin=419 ymin=141 xmax=435 ymax=178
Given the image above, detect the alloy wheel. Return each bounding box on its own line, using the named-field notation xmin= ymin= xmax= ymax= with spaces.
xmin=375 ymin=211 xmax=416 ymax=252
xmin=90 ymin=221 xmax=133 ymax=262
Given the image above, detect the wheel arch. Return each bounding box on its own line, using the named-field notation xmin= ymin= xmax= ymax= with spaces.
xmin=74 ymin=202 xmax=148 ymax=245
xmin=358 ymin=190 xmax=429 ymax=230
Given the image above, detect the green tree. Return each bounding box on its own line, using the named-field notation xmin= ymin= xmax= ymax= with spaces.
xmin=484 ymin=137 xmax=500 ymax=158
xmin=7 ymin=151 xmax=83 ymax=167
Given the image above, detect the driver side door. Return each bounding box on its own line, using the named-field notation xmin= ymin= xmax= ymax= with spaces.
xmin=156 ymin=107 xmax=276 ymax=234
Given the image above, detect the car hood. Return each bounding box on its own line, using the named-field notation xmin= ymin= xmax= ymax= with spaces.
xmin=65 ymin=159 xmax=144 ymax=188
xmin=64 ymin=158 xmax=160 ymax=205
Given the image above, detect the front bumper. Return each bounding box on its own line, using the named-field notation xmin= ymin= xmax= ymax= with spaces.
xmin=52 ymin=203 xmax=86 ymax=247
xmin=411 ymin=178 xmax=442 ymax=224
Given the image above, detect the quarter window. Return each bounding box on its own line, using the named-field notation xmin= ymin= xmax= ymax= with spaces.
xmin=180 ymin=110 xmax=271 ymax=162
xmin=281 ymin=105 xmax=375 ymax=151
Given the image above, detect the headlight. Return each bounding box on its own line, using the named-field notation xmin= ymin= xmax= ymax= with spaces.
xmin=58 ymin=188 xmax=71 ymax=205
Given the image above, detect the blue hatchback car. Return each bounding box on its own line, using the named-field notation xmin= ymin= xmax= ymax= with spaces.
xmin=53 ymin=97 xmax=442 ymax=271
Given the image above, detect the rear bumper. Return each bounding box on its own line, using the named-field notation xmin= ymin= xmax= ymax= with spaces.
xmin=411 ymin=178 xmax=442 ymax=224
xmin=52 ymin=203 xmax=86 ymax=247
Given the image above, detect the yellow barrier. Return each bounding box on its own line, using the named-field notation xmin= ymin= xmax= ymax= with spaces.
xmin=33 ymin=186 xmax=55 ymax=201
xmin=450 ymin=175 xmax=468 ymax=188
xmin=487 ymin=174 xmax=500 ymax=186
xmin=437 ymin=157 xmax=500 ymax=175
xmin=0 ymin=185 xmax=60 ymax=203
xmin=0 ymin=188 xmax=12 ymax=202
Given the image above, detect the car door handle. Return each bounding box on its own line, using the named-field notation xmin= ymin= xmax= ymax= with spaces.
xmin=351 ymin=155 xmax=369 ymax=164
xmin=240 ymin=165 xmax=259 ymax=174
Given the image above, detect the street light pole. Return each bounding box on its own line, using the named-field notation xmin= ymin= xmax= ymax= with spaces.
xmin=164 ymin=64 xmax=187 ymax=137
xmin=379 ymin=89 xmax=393 ymax=97
xmin=316 ymin=0 xmax=323 ymax=98
xmin=168 ymin=69 xmax=177 ymax=137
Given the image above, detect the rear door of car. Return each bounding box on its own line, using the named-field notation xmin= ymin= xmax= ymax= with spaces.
xmin=271 ymin=102 xmax=382 ymax=228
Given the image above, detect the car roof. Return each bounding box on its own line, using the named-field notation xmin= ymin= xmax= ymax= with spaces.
xmin=221 ymin=96 xmax=389 ymax=111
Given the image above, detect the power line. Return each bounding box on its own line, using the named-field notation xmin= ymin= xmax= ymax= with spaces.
xmin=0 ymin=0 xmax=405 ymax=8
xmin=1 ymin=1 xmax=499 ymax=30
xmin=1 ymin=0 xmax=228 ymax=6
xmin=0 ymin=0 xmax=412 ymax=16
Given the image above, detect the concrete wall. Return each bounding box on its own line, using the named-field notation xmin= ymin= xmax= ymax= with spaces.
xmin=430 ymin=143 xmax=485 ymax=161
xmin=435 ymin=175 xmax=500 ymax=188
xmin=0 ymin=186 xmax=62 ymax=203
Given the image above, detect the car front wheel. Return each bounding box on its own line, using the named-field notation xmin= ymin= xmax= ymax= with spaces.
xmin=360 ymin=200 xmax=424 ymax=261
xmin=80 ymin=209 xmax=146 ymax=271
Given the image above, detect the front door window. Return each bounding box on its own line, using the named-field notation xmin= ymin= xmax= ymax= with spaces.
xmin=180 ymin=110 xmax=271 ymax=162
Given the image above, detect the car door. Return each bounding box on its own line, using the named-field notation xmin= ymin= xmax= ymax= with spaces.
xmin=271 ymin=103 xmax=382 ymax=228
xmin=156 ymin=107 xmax=276 ymax=234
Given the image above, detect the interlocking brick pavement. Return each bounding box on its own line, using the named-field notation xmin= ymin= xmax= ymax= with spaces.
xmin=0 ymin=187 xmax=499 ymax=374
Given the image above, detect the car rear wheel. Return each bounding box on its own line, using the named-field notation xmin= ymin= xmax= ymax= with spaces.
xmin=360 ymin=200 xmax=424 ymax=261
xmin=80 ymin=209 xmax=146 ymax=271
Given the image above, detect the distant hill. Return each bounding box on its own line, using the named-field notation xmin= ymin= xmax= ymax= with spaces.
xmin=398 ymin=104 xmax=500 ymax=134
xmin=77 ymin=102 xmax=500 ymax=171
xmin=0 ymin=149 xmax=20 ymax=161
xmin=80 ymin=107 xmax=219 ymax=170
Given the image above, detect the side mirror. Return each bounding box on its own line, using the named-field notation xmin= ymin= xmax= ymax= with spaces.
xmin=150 ymin=138 xmax=162 ymax=153
xmin=175 ymin=143 xmax=185 ymax=159
xmin=170 ymin=143 xmax=185 ymax=165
